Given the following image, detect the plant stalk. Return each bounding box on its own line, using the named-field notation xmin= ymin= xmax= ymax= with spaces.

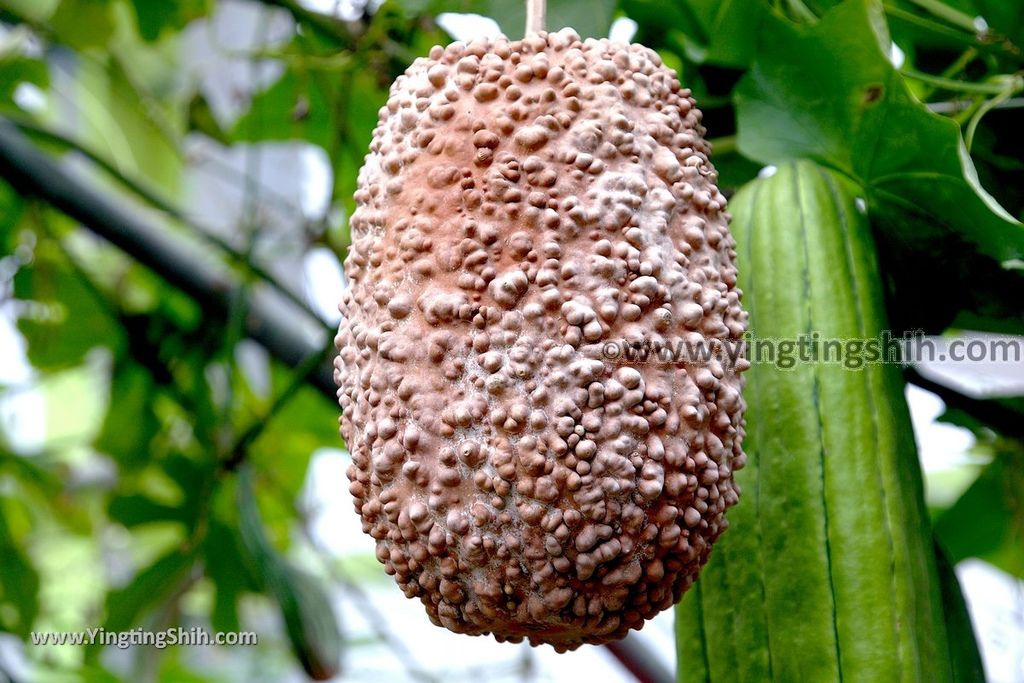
xmin=525 ymin=0 xmax=545 ymax=36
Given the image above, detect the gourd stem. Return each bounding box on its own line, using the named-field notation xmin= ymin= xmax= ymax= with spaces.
xmin=525 ymin=0 xmax=545 ymax=36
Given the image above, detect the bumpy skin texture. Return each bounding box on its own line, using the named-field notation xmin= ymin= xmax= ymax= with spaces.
xmin=335 ymin=28 xmax=747 ymax=650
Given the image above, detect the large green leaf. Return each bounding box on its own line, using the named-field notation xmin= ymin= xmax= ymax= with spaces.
xmin=734 ymin=0 xmax=1024 ymax=264
xmin=623 ymin=0 xmax=771 ymax=66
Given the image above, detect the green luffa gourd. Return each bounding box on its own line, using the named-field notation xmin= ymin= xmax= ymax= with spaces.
xmin=675 ymin=160 xmax=958 ymax=682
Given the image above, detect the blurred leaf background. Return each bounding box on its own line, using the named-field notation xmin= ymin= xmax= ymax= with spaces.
xmin=0 ymin=0 xmax=1021 ymax=681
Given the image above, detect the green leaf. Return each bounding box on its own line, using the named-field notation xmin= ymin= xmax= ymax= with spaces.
xmin=652 ymin=0 xmax=771 ymax=66
xmin=734 ymin=0 xmax=1024 ymax=264
xmin=48 ymin=0 xmax=118 ymax=50
xmin=0 ymin=178 xmax=24 ymax=249
xmin=621 ymin=0 xmax=701 ymax=42
xmin=186 ymin=91 xmax=229 ymax=144
xmin=103 ymin=549 xmax=195 ymax=633
xmin=934 ymin=541 xmax=986 ymax=683
xmin=203 ymin=517 xmax=260 ymax=634
xmin=973 ymin=0 xmax=1024 ymax=51
xmin=906 ymin=0 xmax=1024 ymax=52
xmin=238 ymin=468 xmax=341 ymax=681
xmin=971 ymin=117 xmax=1024 ymax=222
xmin=321 ymin=65 xmax=386 ymax=215
xmin=870 ymin=207 xmax=1024 ymax=333
xmin=933 ymin=398 xmax=1024 ymax=458
xmin=231 ymin=52 xmax=385 ymax=217
xmin=0 ymin=0 xmax=60 ymax=22
xmin=76 ymin=665 xmax=123 ymax=683
xmin=12 ymin=236 xmax=123 ymax=370
xmin=934 ymin=448 xmax=1024 ymax=578
xmin=0 ymin=502 xmax=39 ymax=637
xmin=94 ymin=361 xmax=160 ymax=468
xmin=0 ymin=449 xmax=62 ymax=495
xmin=128 ymin=0 xmax=210 ymax=42
xmin=232 ymin=64 xmax=338 ymax=150
xmin=108 ymin=494 xmax=189 ymax=528
xmin=712 ymin=149 xmax=763 ymax=193
xmin=69 ymin=56 xmax=183 ymax=194
xmin=157 ymin=454 xmax=216 ymax=530
xmin=0 ymin=54 xmax=48 ymax=114
xmin=457 ymin=0 xmax=617 ymax=39
xmin=250 ymin=379 xmax=339 ymax=487
xmin=157 ymin=656 xmax=225 ymax=683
